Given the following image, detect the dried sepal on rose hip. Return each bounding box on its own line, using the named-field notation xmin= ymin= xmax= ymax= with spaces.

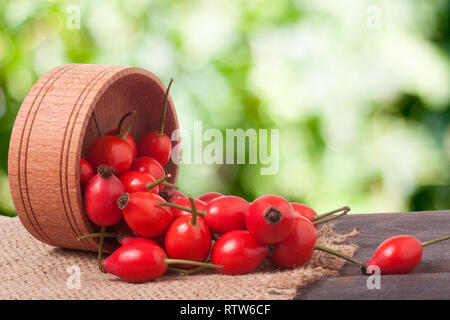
xmin=118 ymin=192 xmax=173 ymax=238
xmin=245 ymin=194 xmax=295 ymax=244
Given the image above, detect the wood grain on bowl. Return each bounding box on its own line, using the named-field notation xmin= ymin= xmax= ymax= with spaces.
xmin=8 ymin=64 xmax=179 ymax=252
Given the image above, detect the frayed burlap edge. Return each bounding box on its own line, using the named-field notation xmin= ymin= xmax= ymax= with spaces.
xmin=0 ymin=216 xmax=358 ymax=300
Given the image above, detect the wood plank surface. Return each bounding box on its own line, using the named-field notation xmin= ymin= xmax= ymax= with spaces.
xmin=295 ymin=210 xmax=450 ymax=300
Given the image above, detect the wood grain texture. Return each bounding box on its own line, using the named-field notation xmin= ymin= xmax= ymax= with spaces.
xmin=8 ymin=64 xmax=179 ymax=252
xmin=295 ymin=210 xmax=450 ymax=299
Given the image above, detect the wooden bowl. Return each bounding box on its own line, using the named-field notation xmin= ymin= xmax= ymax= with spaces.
xmin=8 ymin=64 xmax=179 ymax=252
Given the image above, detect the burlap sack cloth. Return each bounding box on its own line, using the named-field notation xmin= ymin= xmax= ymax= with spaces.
xmin=0 ymin=216 xmax=359 ymax=300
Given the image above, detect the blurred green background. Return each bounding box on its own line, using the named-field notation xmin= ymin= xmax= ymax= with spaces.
xmin=0 ymin=0 xmax=449 ymax=217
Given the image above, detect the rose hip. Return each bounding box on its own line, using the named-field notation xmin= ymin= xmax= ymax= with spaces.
xmin=84 ymin=165 xmax=125 ymax=226
xmin=159 ymin=189 xmax=187 ymax=202
xmin=80 ymin=158 xmax=94 ymax=187
xmin=204 ymin=196 xmax=249 ymax=234
xmin=132 ymin=156 xmax=165 ymax=180
xmin=314 ymin=234 xmax=450 ymax=275
xmin=290 ymin=203 xmax=317 ymax=223
xmin=119 ymin=171 xmax=159 ymax=194
xmin=119 ymin=171 xmax=171 ymax=194
xmin=268 ymin=215 xmax=317 ymax=269
xmin=164 ymin=197 xmax=212 ymax=268
xmin=86 ymin=135 xmax=133 ymax=175
xmin=211 ymin=230 xmax=268 ymax=275
xmin=364 ymin=235 xmax=450 ymax=275
xmin=106 ymin=110 xmax=137 ymax=160
xmin=120 ymin=237 xmax=161 ymax=248
xmin=197 ymin=192 xmax=223 ymax=204
xmin=246 ymin=194 xmax=295 ymax=244
xmin=102 ymin=242 xmax=223 ymax=283
xmin=169 ymin=197 xmax=206 ymax=219
xmin=138 ymin=79 xmax=174 ymax=166
xmin=118 ymin=192 xmax=173 ymax=238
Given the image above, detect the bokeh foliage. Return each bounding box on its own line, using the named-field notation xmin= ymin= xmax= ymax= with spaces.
xmin=0 ymin=0 xmax=449 ymax=216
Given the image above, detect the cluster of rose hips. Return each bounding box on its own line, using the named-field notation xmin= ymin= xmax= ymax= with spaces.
xmin=78 ymin=79 xmax=450 ymax=283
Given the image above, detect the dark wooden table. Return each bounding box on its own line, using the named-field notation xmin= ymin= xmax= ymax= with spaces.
xmin=295 ymin=210 xmax=450 ymax=300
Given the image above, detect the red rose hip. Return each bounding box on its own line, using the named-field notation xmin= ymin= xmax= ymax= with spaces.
xmin=246 ymin=194 xmax=295 ymax=244
xmin=204 ymin=195 xmax=249 ymax=234
xmin=106 ymin=110 xmax=138 ymax=160
xmin=118 ymin=192 xmax=173 ymax=238
xmin=211 ymin=230 xmax=268 ymax=275
xmin=102 ymin=242 xmax=223 ymax=283
xmin=165 ymin=197 xmax=211 ymax=268
xmin=131 ymin=156 xmax=165 ymax=180
xmin=86 ymin=135 xmax=133 ymax=175
xmin=170 ymin=197 xmax=206 ymax=219
xmin=79 ymin=158 xmax=94 ymax=187
xmin=268 ymin=215 xmax=317 ymax=269
xmin=84 ymin=165 xmax=125 ymax=226
xmin=198 ymin=192 xmax=223 ymax=203
xmin=138 ymin=79 xmax=174 ymax=166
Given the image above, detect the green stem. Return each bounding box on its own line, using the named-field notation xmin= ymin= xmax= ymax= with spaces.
xmin=157 ymin=202 xmax=206 ymax=217
xmin=168 ymin=266 xmax=209 ymax=276
xmin=314 ymin=244 xmax=364 ymax=270
xmin=92 ymin=112 xmax=103 ymax=136
xmin=98 ymin=226 xmax=107 ymax=273
xmin=314 ymin=206 xmax=351 ymax=221
xmin=162 ymin=181 xmax=178 ymax=189
xmin=159 ymin=78 xmax=174 ymax=135
xmin=421 ymin=235 xmax=450 ymax=247
xmin=116 ymin=110 xmax=136 ymax=135
xmin=211 ymin=233 xmax=220 ymax=241
xmin=312 ymin=207 xmax=350 ymax=225
xmin=165 ymin=259 xmax=223 ymax=269
xmin=120 ymin=126 xmax=131 ymax=140
xmin=146 ymin=174 xmax=171 ymax=191
xmin=78 ymin=232 xmax=117 ymax=241
xmin=188 ymin=194 xmax=197 ymax=226
xmin=164 ymin=162 xmax=175 ymax=171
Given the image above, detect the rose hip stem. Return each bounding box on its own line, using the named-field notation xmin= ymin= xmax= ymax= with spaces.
xmin=92 ymin=112 xmax=103 ymax=136
xmin=314 ymin=206 xmax=350 ymax=221
xmin=159 ymin=78 xmax=174 ymax=135
xmin=146 ymin=173 xmax=171 ymax=191
xmin=98 ymin=225 xmax=107 ymax=272
xmin=164 ymin=162 xmax=175 ymax=171
xmin=314 ymin=244 xmax=365 ymax=271
xmin=168 ymin=266 xmax=209 ymax=276
xmin=211 ymin=233 xmax=220 ymax=241
xmin=157 ymin=202 xmax=207 ymax=217
xmin=188 ymin=194 xmax=198 ymax=225
xmin=421 ymin=235 xmax=450 ymax=247
xmin=162 ymin=181 xmax=178 ymax=189
xmin=78 ymin=232 xmax=117 ymax=241
xmin=165 ymin=259 xmax=223 ymax=269
xmin=312 ymin=206 xmax=350 ymax=226
xmin=315 ymin=235 xmax=450 ymax=275
xmin=116 ymin=110 xmax=136 ymax=136
xmin=120 ymin=126 xmax=132 ymax=139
